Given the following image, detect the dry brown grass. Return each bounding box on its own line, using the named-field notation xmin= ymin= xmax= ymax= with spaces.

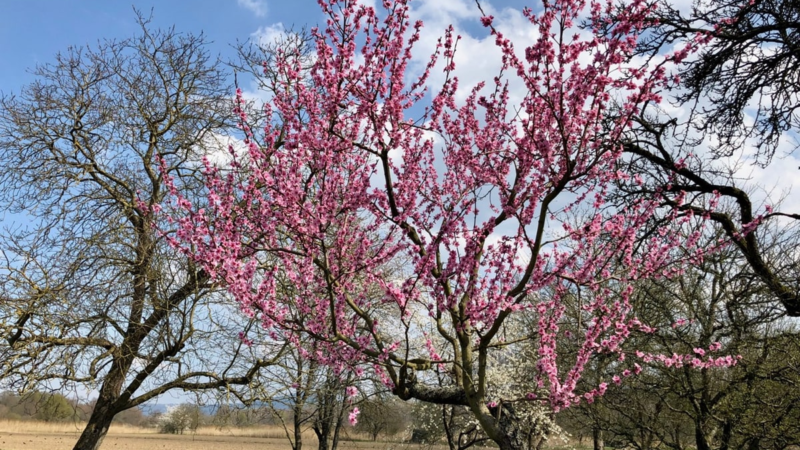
xmin=0 ymin=420 xmax=442 ymax=450
xmin=0 ymin=421 xmax=589 ymax=450
xmin=0 ymin=420 xmax=319 ymax=438
xmin=0 ymin=421 xmax=591 ymax=450
xmin=0 ymin=420 xmax=386 ymax=450
xmin=0 ymin=419 xmax=155 ymax=435
xmin=0 ymin=422 xmax=601 ymax=450
xmin=190 ymin=424 xmax=317 ymax=439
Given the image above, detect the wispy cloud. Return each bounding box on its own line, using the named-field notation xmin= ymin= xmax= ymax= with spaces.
xmin=251 ymin=23 xmax=284 ymax=47
xmin=237 ymin=0 xmax=268 ymax=17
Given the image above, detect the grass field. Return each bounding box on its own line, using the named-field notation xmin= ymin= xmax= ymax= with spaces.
xmin=0 ymin=421 xmax=440 ymax=450
xmin=0 ymin=420 xmax=586 ymax=450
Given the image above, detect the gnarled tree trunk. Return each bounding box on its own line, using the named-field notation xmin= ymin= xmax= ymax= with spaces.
xmin=493 ymin=403 xmax=538 ymax=450
xmin=72 ymin=364 xmax=129 ymax=450
xmin=74 ymin=409 xmax=116 ymax=450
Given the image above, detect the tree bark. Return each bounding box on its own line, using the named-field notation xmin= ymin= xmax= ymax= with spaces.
xmin=592 ymin=426 xmax=604 ymax=450
xmin=331 ymin=400 xmax=344 ymax=450
xmin=72 ymin=393 xmax=119 ymax=450
xmin=72 ymin=348 xmax=135 ymax=450
xmin=294 ymin=403 xmax=304 ymax=450
xmin=694 ymin=422 xmax=711 ymax=450
xmin=493 ymin=404 xmax=535 ymax=450
xmin=314 ymin=425 xmax=330 ymax=450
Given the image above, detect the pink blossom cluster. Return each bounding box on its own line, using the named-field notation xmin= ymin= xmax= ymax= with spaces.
xmin=348 ymin=407 xmax=360 ymax=426
xmin=346 ymin=386 xmax=358 ymax=398
xmin=633 ymin=340 xmax=738 ymax=370
xmin=162 ymin=0 xmax=724 ymax=415
xmin=237 ymin=331 xmax=254 ymax=347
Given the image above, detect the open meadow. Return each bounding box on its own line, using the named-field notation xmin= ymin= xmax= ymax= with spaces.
xmin=0 ymin=421 xmax=442 ymax=450
xmin=0 ymin=421 xmax=589 ymax=450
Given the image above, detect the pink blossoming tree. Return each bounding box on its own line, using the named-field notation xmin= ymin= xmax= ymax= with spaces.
xmin=164 ymin=1 xmax=731 ymax=449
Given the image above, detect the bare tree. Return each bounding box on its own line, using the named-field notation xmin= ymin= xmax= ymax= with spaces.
xmin=635 ymin=0 xmax=800 ymax=164
xmin=0 ymin=13 xmax=284 ymax=450
xmin=262 ymin=338 xmax=354 ymax=450
xmin=266 ymin=342 xmax=321 ymax=450
xmin=618 ymin=114 xmax=800 ymax=317
xmin=355 ymin=395 xmax=409 ymax=441
xmin=607 ymin=0 xmax=800 ymax=316
xmin=311 ymin=367 xmax=350 ymax=450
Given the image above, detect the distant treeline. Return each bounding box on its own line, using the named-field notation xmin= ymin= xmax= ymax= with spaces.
xmin=0 ymin=391 xmax=144 ymax=425
xmin=0 ymin=391 xmax=278 ymax=430
xmin=0 ymin=392 xmax=308 ymax=433
xmin=0 ymin=390 xmax=422 ymax=442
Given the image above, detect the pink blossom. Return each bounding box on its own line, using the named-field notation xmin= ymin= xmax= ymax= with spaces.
xmin=163 ymin=0 xmax=713 ymax=421
xmin=348 ymin=408 xmax=360 ymax=426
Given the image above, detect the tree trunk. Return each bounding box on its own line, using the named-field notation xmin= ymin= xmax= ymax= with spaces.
xmin=492 ymin=404 xmax=534 ymax=450
xmin=719 ymin=420 xmax=732 ymax=450
xmin=314 ymin=425 xmax=329 ymax=450
xmin=443 ymin=405 xmax=458 ymax=450
xmin=313 ymin=402 xmax=331 ymax=450
xmin=694 ymin=421 xmax=711 ymax=450
xmin=313 ymin=375 xmax=341 ymax=450
xmin=331 ymin=401 xmax=344 ymax=450
xmin=294 ymin=403 xmax=304 ymax=450
xmin=72 ymin=360 xmax=131 ymax=450
xmin=592 ymin=426 xmax=604 ymax=450
xmin=72 ymin=396 xmax=118 ymax=450
xmin=495 ymin=427 xmax=530 ymax=450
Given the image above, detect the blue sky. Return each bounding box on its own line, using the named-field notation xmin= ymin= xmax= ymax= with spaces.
xmin=0 ymin=0 xmax=319 ymax=91
xmin=0 ymin=0 xmax=501 ymax=91
xmin=0 ymin=0 xmax=547 ymax=94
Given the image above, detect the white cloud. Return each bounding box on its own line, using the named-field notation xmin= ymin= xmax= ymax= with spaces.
xmin=238 ymin=0 xmax=268 ymax=17
xmin=410 ymin=0 xmax=523 ymax=103
xmin=240 ymin=23 xmax=307 ymax=109
xmin=742 ymin=135 xmax=800 ymax=217
xmin=355 ymin=0 xmax=377 ymax=10
xmin=198 ymin=131 xmax=250 ymax=168
xmin=251 ymin=22 xmax=284 ymax=47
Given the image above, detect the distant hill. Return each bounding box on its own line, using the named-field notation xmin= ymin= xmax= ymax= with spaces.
xmin=139 ymin=404 xmax=219 ymax=416
xmin=139 ymin=402 xmax=278 ymax=416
